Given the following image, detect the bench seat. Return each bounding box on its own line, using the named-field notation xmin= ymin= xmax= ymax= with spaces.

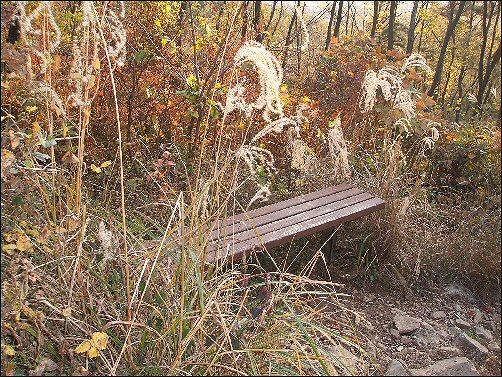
xmin=207 ymin=183 xmax=385 ymax=263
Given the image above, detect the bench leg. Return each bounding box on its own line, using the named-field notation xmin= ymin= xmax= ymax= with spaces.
xmin=322 ymin=229 xmax=337 ymax=265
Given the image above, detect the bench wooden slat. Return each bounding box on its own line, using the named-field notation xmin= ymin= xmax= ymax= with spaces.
xmin=210 ymin=183 xmax=353 ymax=234
xmin=206 ymin=196 xmax=385 ymax=263
xmin=209 ymin=186 xmax=363 ymax=242
xmin=208 ymin=191 xmax=373 ymax=253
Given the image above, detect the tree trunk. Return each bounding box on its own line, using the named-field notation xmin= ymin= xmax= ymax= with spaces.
xmin=477 ymin=0 xmax=499 ymax=105
xmin=254 ymin=1 xmax=263 ymax=42
xmin=406 ymin=1 xmax=419 ymax=54
xmin=427 ymin=1 xmax=465 ymax=98
xmin=333 ymin=0 xmax=343 ymax=39
xmin=387 ymin=1 xmax=397 ymax=51
xmin=371 ymin=1 xmax=378 ymax=38
xmin=325 ymin=1 xmax=337 ymax=50
xmin=265 ymin=0 xmax=277 ymax=33
xmin=241 ymin=1 xmax=249 ymax=41
xmin=282 ymin=1 xmax=300 ymax=70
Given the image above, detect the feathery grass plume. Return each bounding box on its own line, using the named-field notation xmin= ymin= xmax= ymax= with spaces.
xmin=226 ymin=41 xmax=284 ymax=122
xmin=393 ymin=89 xmax=416 ymax=120
xmin=98 ymin=221 xmax=117 ymax=262
xmin=10 ymin=1 xmax=61 ymax=78
xmin=68 ymin=1 xmax=99 ymax=107
xmin=104 ymin=2 xmax=127 ymax=67
xmin=394 ymin=118 xmax=413 ymax=137
xmin=327 ymin=115 xmax=351 ymax=180
xmin=31 ymin=82 xmax=66 ymax=117
xmin=291 ymin=138 xmax=307 ymax=170
xmin=401 ymin=53 xmax=432 ymax=74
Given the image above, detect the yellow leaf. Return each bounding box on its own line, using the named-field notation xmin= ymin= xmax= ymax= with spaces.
xmin=26 ymin=106 xmax=38 ymax=113
xmin=90 ymin=164 xmax=102 ymax=173
xmin=63 ymin=123 xmax=68 ymax=138
xmin=87 ymin=75 xmax=96 ymax=90
xmin=100 ymin=160 xmax=112 ymax=168
xmin=70 ymin=72 xmax=82 ymax=80
xmin=16 ymin=233 xmax=32 ymax=252
xmin=186 ymin=73 xmax=197 ymax=88
xmin=4 ymin=344 xmax=15 ymax=356
xmin=154 ymin=18 xmax=162 ymax=29
xmin=62 ymin=307 xmax=72 ymax=317
xmin=468 ymin=152 xmax=476 ymax=159
xmin=87 ymin=346 xmax=99 ymax=359
xmin=32 ymin=122 xmax=42 ymax=137
xmin=301 ymin=96 xmax=311 ymax=103
xmin=75 ymin=340 xmax=92 ymax=354
xmin=91 ymin=332 xmax=109 ymax=350
xmin=93 ymin=57 xmax=101 ymax=70
xmin=2 ymin=244 xmax=17 ymax=254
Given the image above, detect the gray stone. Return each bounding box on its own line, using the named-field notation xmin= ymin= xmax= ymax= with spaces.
xmin=409 ymin=357 xmax=479 ymax=376
xmin=474 ymin=325 xmax=493 ymax=342
xmin=454 ymin=304 xmax=463 ymax=312
xmin=444 ymin=283 xmax=476 ymax=303
xmin=455 ymin=318 xmax=471 ymax=330
xmin=422 ymin=321 xmax=434 ymax=330
xmin=390 ymin=328 xmax=401 ymax=339
xmin=453 ymin=333 xmax=489 ymax=361
xmin=394 ymin=314 xmax=421 ymax=334
xmin=391 ymin=308 xmax=407 ymax=316
xmin=437 ymin=346 xmax=461 ymax=357
xmin=363 ymin=294 xmax=375 ymax=303
xmin=413 ymin=328 xmax=441 ymax=348
xmin=431 ymin=311 xmax=446 ymax=320
xmin=437 ymin=328 xmax=452 ymax=340
xmin=401 ymin=336 xmax=413 ymax=345
xmin=326 ymin=344 xmax=360 ymax=375
xmin=487 ymin=341 xmax=500 ymax=353
xmin=384 ymin=359 xmax=410 ymax=376
xmin=449 ymin=326 xmax=463 ymax=338
xmin=468 ymin=308 xmax=483 ymax=323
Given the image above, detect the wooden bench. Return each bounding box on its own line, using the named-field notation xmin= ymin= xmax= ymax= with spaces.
xmin=206 ymin=183 xmax=385 ymax=264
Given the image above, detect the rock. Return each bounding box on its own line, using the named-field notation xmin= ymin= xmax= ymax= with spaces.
xmin=421 ymin=321 xmax=434 ymax=330
xmin=390 ymin=328 xmax=401 ymax=339
xmin=431 ymin=311 xmax=446 ymax=320
xmin=437 ymin=346 xmax=461 ymax=357
xmin=391 ymin=307 xmax=407 ymax=316
xmin=444 ymin=283 xmax=476 ymax=303
xmin=394 ymin=315 xmax=421 ymax=334
xmin=437 ymin=328 xmax=452 ymax=340
xmin=448 ymin=326 xmax=463 ymax=338
xmin=401 ymin=336 xmax=413 ymax=345
xmin=487 ymin=341 xmax=500 ymax=353
xmin=409 ymin=357 xmax=479 ymax=376
xmin=326 ymin=344 xmax=360 ymax=375
xmin=363 ymin=294 xmax=375 ymax=303
xmin=474 ymin=325 xmax=493 ymax=342
xmin=397 ymin=345 xmax=404 ymax=352
xmin=453 ymin=333 xmax=489 ymax=361
xmin=454 ymin=304 xmax=463 ymax=312
xmin=467 ymin=308 xmax=483 ymax=323
xmin=455 ymin=318 xmax=471 ymax=330
xmin=412 ymin=328 xmax=441 ymax=348
xmin=384 ymin=359 xmax=410 ymax=376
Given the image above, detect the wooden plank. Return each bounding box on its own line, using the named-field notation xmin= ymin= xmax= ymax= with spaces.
xmin=209 ymin=183 xmax=353 ymax=234
xmin=206 ymin=196 xmax=385 ymax=263
xmin=209 ymin=186 xmax=363 ymax=242
xmin=209 ymin=191 xmax=373 ymax=252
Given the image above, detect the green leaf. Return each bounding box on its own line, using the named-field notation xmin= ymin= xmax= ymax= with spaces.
xmin=12 ymin=195 xmax=24 ymax=206
xmin=24 ymin=160 xmax=34 ymax=168
xmin=42 ymin=136 xmax=57 ymax=148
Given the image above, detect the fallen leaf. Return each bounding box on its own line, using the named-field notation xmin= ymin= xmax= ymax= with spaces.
xmin=75 ymin=340 xmax=91 ymax=354
xmin=87 ymin=346 xmax=99 ymax=359
xmin=100 ymin=160 xmax=112 ymax=168
xmin=91 ymin=332 xmax=108 ymax=350
xmin=16 ymin=233 xmax=33 ymax=252
xmin=4 ymin=344 xmax=15 ymax=356
xmin=90 ymin=164 xmax=102 ymax=173
xmin=62 ymin=307 xmax=72 ymax=317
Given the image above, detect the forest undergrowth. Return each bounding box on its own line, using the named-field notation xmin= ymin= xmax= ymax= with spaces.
xmin=1 ymin=1 xmax=501 ymax=375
